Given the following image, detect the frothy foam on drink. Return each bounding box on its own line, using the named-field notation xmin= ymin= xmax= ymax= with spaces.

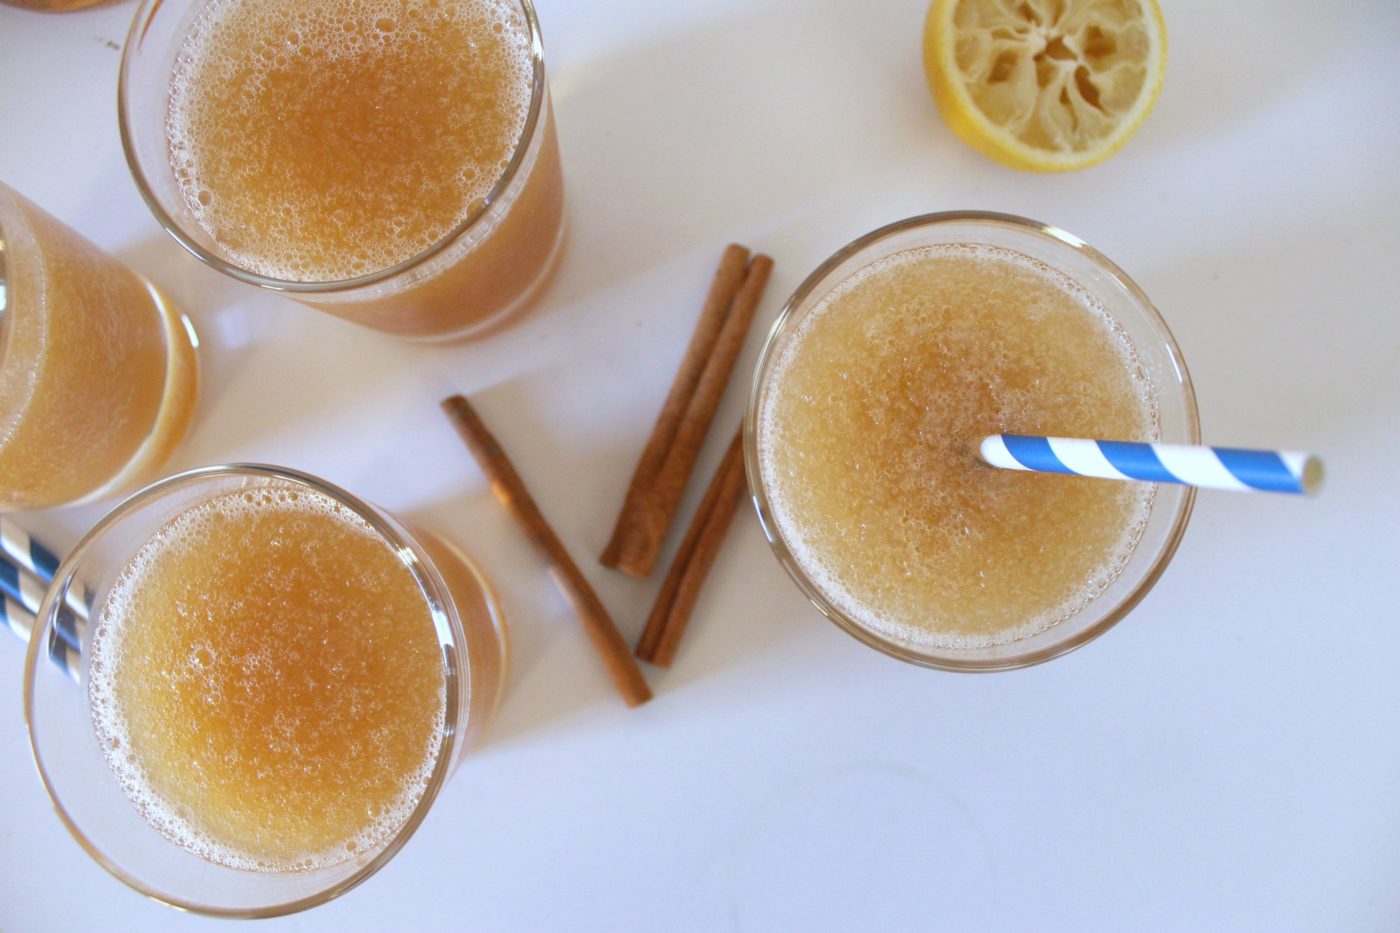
xmin=758 ymin=243 xmax=1159 ymax=651
xmin=166 ymin=0 xmax=534 ymax=282
xmin=89 ymin=487 xmax=445 ymax=872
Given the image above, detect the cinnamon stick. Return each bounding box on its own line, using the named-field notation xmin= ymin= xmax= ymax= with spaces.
xmin=636 ymin=427 xmax=748 ymax=668
xmin=601 ymin=245 xmax=749 ymax=578
xmin=442 ymin=395 xmax=652 ymax=707
xmin=601 ymin=248 xmax=772 ymax=578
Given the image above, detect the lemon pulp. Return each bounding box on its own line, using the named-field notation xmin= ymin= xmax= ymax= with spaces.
xmin=923 ymin=0 xmax=1167 ymax=172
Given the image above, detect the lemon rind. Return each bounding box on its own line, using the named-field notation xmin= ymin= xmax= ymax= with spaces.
xmin=924 ymin=0 xmax=1167 ymax=173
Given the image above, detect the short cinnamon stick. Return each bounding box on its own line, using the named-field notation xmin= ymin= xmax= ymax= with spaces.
xmin=442 ymin=395 xmax=652 ymax=707
xmin=602 ymin=248 xmax=772 ymax=578
xmin=636 ymin=427 xmax=748 ymax=668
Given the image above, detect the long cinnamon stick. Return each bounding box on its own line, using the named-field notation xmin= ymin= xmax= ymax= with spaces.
xmin=601 ymin=245 xmax=749 ymax=577
xmin=602 ymin=249 xmax=772 ymax=578
xmin=636 ymin=427 xmax=748 ymax=668
xmin=442 ymin=395 xmax=652 ymax=707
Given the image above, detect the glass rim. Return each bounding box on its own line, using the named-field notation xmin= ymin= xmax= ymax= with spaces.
xmin=0 ymin=183 xmax=36 ymax=448
xmin=0 ymin=198 xmax=15 ymax=438
xmin=743 ymin=210 xmax=1200 ymax=672
xmin=117 ymin=0 xmax=548 ymax=294
xmin=22 ymin=463 xmax=467 ymax=918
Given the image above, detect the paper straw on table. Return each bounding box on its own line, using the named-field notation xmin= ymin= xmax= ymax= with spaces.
xmin=2 ymin=594 xmax=78 ymax=682
xmin=0 ymin=516 xmax=62 ymax=580
xmin=0 ymin=551 xmax=82 ymax=652
xmin=0 ymin=553 xmax=47 ymax=615
xmin=0 ymin=519 xmax=84 ymax=672
xmin=1 ymin=593 xmax=35 ymax=644
xmin=979 ymin=434 xmax=1324 ymax=496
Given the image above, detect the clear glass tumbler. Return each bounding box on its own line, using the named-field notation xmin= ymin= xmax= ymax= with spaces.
xmin=0 ymin=1 xmax=110 ymax=10
xmin=0 ymin=182 xmax=198 ymax=510
xmin=118 ymin=0 xmax=565 ymax=341
xmin=745 ymin=212 xmax=1198 ymax=671
xmin=24 ymin=465 xmax=507 ymax=916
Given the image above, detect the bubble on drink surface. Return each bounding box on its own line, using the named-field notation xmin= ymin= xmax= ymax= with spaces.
xmin=88 ymin=484 xmax=446 ymax=872
xmin=757 ymin=243 xmax=1159 ymax=651
xmin=166 ymin=0 xmax=535 ymax=282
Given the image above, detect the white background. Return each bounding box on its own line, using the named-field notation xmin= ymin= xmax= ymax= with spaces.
xmin=2 ymin=1 xmax=1399 ymax=930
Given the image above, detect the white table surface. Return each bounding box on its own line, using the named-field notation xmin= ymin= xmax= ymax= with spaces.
xmin=3 ymin=1 xmax=1399 ymax=930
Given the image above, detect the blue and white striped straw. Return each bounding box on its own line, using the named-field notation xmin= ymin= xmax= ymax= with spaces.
xmin=1 ymin=594 xmax=36 ymax=645
xmin=0 ymin=532 xmax=84 ymax=648
xmin=0 ymin=519 xmax=81 ymax=679
xmin=0 ymin=554 xmax=47 ymax=616
xmin=0 ymin=552 xmax=83 ymax=653
xmin=2 ymin=593 xmax=78 ymax=682
xmin=979 ymin=434 xmax=1324 ymax=496
xmin=0 ymin=516 xmax=62 ymax=580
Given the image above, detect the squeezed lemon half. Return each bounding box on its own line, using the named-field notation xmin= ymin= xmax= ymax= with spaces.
xmin=923 ymin=0 xmax=1167 ymax=172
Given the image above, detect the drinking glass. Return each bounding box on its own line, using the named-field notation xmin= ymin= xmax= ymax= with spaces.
xmin=0 ymin=182 xmax=198 ymax=510
xmin=0 ymin=1 xmax=110 ymax=10
xmin=24 ymin=465 xmax=508 ymax=916
xmin=118 ymin=0 xmax=565 ymax=341
xmin=745 ymin=212 xmax=1199 ymax=671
